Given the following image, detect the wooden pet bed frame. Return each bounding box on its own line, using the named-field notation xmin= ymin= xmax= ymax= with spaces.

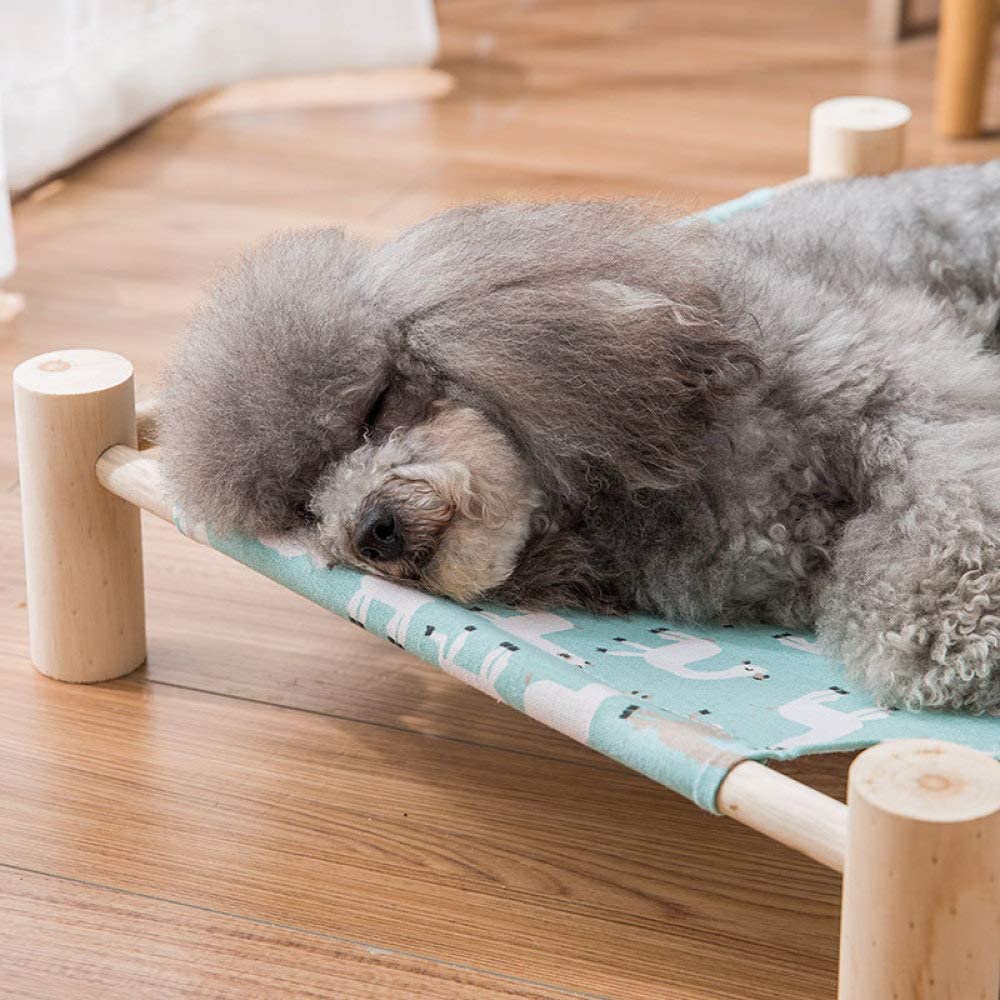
xmin=12 ymin=99 xmax=1000 ymax=999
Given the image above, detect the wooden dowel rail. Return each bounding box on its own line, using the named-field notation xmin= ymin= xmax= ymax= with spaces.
xmin=717 ymin=759 xmax=848 ymax=872
xmin=96 ymin=444 xmax=173 ymax=523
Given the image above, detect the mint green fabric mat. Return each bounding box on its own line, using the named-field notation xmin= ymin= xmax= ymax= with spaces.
xmin=173 ymin=187 xmax=1000 ymax=813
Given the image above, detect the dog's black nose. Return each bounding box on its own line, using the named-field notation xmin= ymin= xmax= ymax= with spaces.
xmin=355 ymin=506 xmax=404 ymax=562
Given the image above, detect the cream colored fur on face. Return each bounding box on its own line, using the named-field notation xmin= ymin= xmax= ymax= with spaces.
xmin=310 ymin=404 xmax=541 ymax=602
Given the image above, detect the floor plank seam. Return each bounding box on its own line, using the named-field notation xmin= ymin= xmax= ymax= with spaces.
xmin=0 ymin=861 xmax=606 ymax=1000
xmin=139 ymin=674 xmax=631 ymax=778
xmin=0 ymin=651 xmax=637 ymax=778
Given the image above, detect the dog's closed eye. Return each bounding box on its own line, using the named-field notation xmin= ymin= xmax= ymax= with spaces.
xmin=361 ymin=384 xmax=392 ymax=438
xmin=360 ymin=377 xmax=438 ymax=439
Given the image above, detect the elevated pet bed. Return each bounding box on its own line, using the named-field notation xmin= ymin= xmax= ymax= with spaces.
xmin=12 ymin=101 xmax=1000 ymax=1000
xmin=179 ymin=506 xmax=998 ymax=815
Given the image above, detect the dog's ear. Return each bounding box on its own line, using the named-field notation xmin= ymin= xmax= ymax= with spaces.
xmin=371 ymin=202 xmax=760 ymax=502
xmin=159 ymin=227 xmax=393 ymax=534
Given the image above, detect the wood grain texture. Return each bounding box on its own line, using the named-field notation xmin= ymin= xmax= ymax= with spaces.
xmin=935 ymin=0 xmax=996 ymax=137
xmin=0 ymin=663 xmax=842 ymax=999
xmin=3 ymin=1 xmax=1000 ymax=996
xmin=838 ymin=740 xmax=1000 ymax=999
xmin=808 ymin=97 xmax=911 ymax=179
xmin=0 ymin=869 xmax=573 ymax=1000
xmin=717 ymin=761 xmax=848 ymax=873
xmin=13 ymin=351 xmax=145 ymax=682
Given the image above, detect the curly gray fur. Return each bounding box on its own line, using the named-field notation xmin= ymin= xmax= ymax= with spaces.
xmin=159 ymin=162 xmax=1000 ymax=713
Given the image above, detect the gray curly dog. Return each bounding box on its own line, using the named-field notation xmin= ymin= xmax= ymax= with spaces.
xmin=159 ymin=162 xmax=1000 ymax=713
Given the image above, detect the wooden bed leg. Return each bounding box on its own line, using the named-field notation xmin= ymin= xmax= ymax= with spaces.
xmin=13 ymin=350 xmax=146 ymax=682
xmin=809 ymin=97 xmax=912 ymax=180
xmin=935 ymin=0 xmax=994 ymax=138
xmin=837 ymin=738 xmax=1000 ymax=999
xmin=867 ymin=0 xmax=909 ymax=45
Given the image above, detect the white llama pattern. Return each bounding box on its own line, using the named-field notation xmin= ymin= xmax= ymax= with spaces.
xmin=424 ymin=623 xmax=511 ymax=695
xmin=602 ymin=629 xmax=769 ymax=680
xmin=523 ymin=681 xmax=616 ymax=744
xmin=428 ymin=610 xmax=592 ymax=698
xmin=257 ymin=529 xmax=328 ymax=568
xmin=773 ymin=632 xmax=824 ymax=655
xmin=345 ymin=575 xmax=436 ymax=646
xmin=475 ymin=611 xmax=589 ymax=666
xmin=771 ymin=689 xmax=891 ymax=751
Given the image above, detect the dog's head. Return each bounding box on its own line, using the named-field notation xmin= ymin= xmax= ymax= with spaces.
xmin=308 ymin=401 xmax=541 ymax=601
xmin=159 ymin=202 xmax=758 ymax=604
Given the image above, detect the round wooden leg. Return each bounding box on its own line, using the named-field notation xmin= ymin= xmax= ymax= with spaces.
xmin=13 ymin=349 xmax=146 ymax=682
xmin=809 ymin=96 xmax=912 ymax=180
xmin=837 ymin=738 xmax=1000 ymax=1000
xmin=936 ymin=0 xmax=995 ymax=139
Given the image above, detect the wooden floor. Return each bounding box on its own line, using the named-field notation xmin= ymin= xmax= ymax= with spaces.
xmin=3 ymin=2 xmax=1000 ymax=997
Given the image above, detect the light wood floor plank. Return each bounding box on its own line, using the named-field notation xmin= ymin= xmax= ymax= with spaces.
xmin=0 ymin=868 xmax=583 ymax=1000
xmin=0 ymin=661 xmax=840 ymax=999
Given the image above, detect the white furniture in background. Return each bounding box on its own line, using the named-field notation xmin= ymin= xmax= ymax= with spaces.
xmin=0 ymin=105 xmax=14 ymax=280
xmin=0 ymin=0 xmax=439 ymax=279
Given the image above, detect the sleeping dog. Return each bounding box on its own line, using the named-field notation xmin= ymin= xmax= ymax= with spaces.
xmin=159 ymin=163 xmax=1000 ymax=713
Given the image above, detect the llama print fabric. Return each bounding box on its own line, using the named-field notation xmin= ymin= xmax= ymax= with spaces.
xmin=175 ymin=515 xmax=1000 ymax=814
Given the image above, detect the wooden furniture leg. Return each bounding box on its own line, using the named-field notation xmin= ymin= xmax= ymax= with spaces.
xmin=809 ymin=97 xmax=911 ymax=180
xmin=837 ymin=739 xmax=1000 ymax=999
xmin=868 ymin=0 xmax=911 ymax=44
xmin=13 ymin=349 xmax=146 ymax=682
xmin=936 ymin=0 xmax=995 ymax=137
